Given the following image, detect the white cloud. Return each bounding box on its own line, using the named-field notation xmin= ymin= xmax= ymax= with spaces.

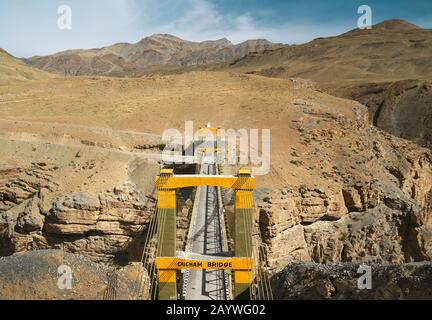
xmin=135 ymin=0 xmax=345 ymax=44
xmin=142 ymin=0 xmax=273 ymax=43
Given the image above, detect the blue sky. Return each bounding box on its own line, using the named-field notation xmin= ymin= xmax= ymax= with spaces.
xmin=0 ymin=0 xmax=431 ymax=57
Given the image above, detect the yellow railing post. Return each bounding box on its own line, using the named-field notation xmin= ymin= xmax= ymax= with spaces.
xmin=156 ymin=169 xmax=178 ymax=300
xmin=234 ymin=169 xmax=254 ymax=300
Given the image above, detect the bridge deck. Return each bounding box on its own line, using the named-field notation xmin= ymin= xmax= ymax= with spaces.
xmin=184 ymin=164 xmax=228 ymax=300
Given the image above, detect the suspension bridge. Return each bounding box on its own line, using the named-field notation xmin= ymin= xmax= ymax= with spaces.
xmin=132 ymin=125 xmax=273 ymax=300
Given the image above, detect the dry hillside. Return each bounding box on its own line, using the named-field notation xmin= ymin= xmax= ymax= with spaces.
xmin=228 ymin=19 xmax=432 ymax=148
xmin=0 ymin=49 xmax=52 ymax=85
xmin=230 ymin=20 xmax=432 ymax=86
xmin=22 ymin=20 xmax=432 ymax=148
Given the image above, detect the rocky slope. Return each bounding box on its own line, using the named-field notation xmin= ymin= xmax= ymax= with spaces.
xmin=335 ymin=79 xmax=432 ymax=148
xmin=26 ymin=34 xmax=279 ymax=76
xmin=228 ymin=19 xmax=432 ymax=148
xmin=0 ymin=249 xmax=147 ymax=299
xmin=0 ymin=136 xmax=162 ymax=264
xmin=257 ymin=122 xmax=432 ymax=267
xmin=271 ymin=262 xmax=432 ymax=299
xmin=0 ymin=141 xmax=194 ymax=265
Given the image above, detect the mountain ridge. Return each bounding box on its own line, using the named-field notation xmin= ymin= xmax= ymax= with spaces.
xmin=25 ymin=34 xmax=280 ymax=76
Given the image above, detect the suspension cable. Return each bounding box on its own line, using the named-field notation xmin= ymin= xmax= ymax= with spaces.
xmin=133 ymin=187 xmax=157 ymax=299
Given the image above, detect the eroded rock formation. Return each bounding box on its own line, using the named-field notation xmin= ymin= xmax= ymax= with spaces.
xmin=272 ymin=262 xmax=432 ymax=300
xmin=0 ymin=161 xmax=158 ymax=263
xmin=337 ymin=80 xmax=432 ymax=149
xmin=258 ymin=136 xmax=432 ymax=266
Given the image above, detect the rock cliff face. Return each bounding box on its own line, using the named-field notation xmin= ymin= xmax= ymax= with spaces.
xmin=272 ymin=262 xmax=432 ymax=300
xmin=335 ymin=80 xmax=432 ymax=148
xmin=0 ymin=155 xmax=196 ymax=264
xmin=0 ymin=162 xmax=154 ymax=263
xmin=258 ymin=116 xmax=432 ymax=267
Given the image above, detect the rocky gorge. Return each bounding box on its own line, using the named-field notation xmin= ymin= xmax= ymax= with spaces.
xmin=0 ymin=38 xmax=431 ymax=299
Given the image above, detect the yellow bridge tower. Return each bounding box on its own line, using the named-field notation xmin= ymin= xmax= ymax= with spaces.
xmin=155 ymin=167 xmax=255 ymax=300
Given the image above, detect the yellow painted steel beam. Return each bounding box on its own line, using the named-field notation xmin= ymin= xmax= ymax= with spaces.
xmin=157 ymin=190 xmax=176 ymax=208
xmin=238 ymin=169 xmax=252 ymax=175
xmin=158 ymin=270 xmax=177 ymax=283
xmin=234 ymin=271 xmax=254 ymax=284
xmin=158 ymin=274 xmax=178 ymax=300
xmin=157 ymin=207 xmax=178 ymax=300
xmin=155 ymin=175 xmax=255 ymax=190
xmin=198 ymin=127 xmax=220 ymax=134
xmin=160 ymin=168 xmax=174 ymax=175
xmin=235 ymin=190 xmax=254 ymax=209
xmin=156 ymin=257 xmax=254 ymax=271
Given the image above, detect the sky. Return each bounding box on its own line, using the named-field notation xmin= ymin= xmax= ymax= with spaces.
xmin=0 ymin=0 xmax=431 ymax=58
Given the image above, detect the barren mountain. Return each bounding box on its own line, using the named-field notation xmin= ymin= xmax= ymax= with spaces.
xmin=228 ymin=19 xmax=432 ymax=147
xmin=26 ymin=34 xmax=279 ymax=76
xmin=230 ymin=19 xmax=432 ymax=85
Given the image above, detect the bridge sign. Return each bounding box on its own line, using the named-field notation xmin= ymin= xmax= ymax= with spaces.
xmin=156 ymin=257 xmax=254 ymax=270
